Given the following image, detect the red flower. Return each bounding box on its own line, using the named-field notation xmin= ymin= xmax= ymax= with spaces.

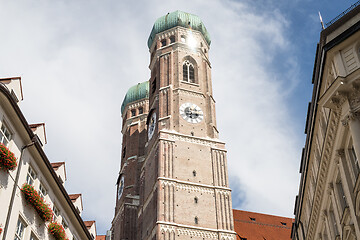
xmin=0 ymin=227 xmax=2 ymax=235
xmin=21 ymin=183 xmax=53 ymax=222
xmin=0 ymin=143 xmax=17 ymax=171
xmin=48 ymin=222 xmax=69 ymax=240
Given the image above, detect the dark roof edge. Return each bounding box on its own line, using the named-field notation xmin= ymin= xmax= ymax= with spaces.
xmin=0 ymin=83 xmax=92 ymax=239
xmin=321 ymin=4 xmax=360 ymax=44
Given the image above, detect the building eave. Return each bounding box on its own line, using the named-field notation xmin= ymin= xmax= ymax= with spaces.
xmin=0 ymin=83 xmax=93 ymax=240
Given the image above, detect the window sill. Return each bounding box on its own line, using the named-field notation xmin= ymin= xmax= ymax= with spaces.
xmin=180 ymin=81 xmax=199 ymax=87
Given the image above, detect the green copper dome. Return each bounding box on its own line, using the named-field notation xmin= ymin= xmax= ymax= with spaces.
xmin=147 ymin=10 xmax=211 ymax=49
xmin=121 ymin=81 xmax=149 ymax=114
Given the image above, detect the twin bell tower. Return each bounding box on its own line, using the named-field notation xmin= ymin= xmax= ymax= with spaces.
xmin=111 ymin=10 xmax=236 ymax=240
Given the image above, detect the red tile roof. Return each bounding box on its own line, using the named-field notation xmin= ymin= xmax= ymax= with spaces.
xmin=233 ymin=209 xmax=293 ymax=240
xmin=29 ymin=123 xmax=45 ymax=129
xmin=68 ymin=193 xmax=81 ymax=202
xmin=51 ymin=162 xmax=65 ymax=170
xmin=96 ymin=236 xmax=106 ymax=240
xmin=84 ymin=220 xmax=95 ymax=229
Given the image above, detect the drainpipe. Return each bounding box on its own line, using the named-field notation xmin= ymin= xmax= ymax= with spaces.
xmin=2 ymin=138 xmax=37 ymax=240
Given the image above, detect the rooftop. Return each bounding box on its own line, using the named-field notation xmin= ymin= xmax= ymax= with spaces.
xmin=147 ymin=10 xmax=211 ymax=49
xmin=233 ymin=209 xmax=293 ymax=239
xmin=121 ymin=81 xmax=149 ymax=114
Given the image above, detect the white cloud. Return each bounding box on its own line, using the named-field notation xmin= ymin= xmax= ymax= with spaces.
xmin=0 ymin=0 xmax=303 ymax=233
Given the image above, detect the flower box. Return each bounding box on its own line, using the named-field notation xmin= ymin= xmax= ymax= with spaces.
xmin=48 ymin=222 xmax=68 ymax=240
xmin=21 ymin=183 xmax=53 ymax=222
xmin=0 ymin=143 xmax=17 ymax=171
xmin=0 ymin=227 xmax=2 ymax=235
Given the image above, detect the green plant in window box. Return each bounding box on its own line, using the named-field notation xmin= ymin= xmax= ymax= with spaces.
xmin=21 ymin=183 xmax=53 ymax=222
xmin=0 ymin=143 xmax=17 ymax=171
xmin=48 ymin=222 xmax=68 ymax=240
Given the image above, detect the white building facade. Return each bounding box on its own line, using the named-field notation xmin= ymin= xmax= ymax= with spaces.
xmin=0 ymin=77 xmax=93 ymax=240
xmin=293 ymin=4 xmax=360 ymax=240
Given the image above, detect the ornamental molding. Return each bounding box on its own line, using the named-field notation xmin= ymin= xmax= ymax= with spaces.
xmin=158 ymin=177 xmax=231 ymax=192
xmin=174 ymin=87 xmax=205 ymax=98
xmin=307 ymin=109 xmax=341 ymax=239
xmin=160 ymin=130 xmax=225 ymax=148
xmin=177 ymin=227 xmax=218 ymax=239
xmin=336 ymin=149 xmax=345 ymax=157
xmin=160 ymin=224 xmax=176 ymax=233
xmin=127 ymin=99 xmax=148 ymax=110
xmin=219 ymin=233 xmax=236 ymax=240
xmin=348 ymin=84 xmax=360 ymax=111
xmin=341 ymin=111 xmax=360 ymax=126
xmin=157 ymin=221 xmax=236 ymax=238
xmin=175 ymin=181 xmax=214 ymax=194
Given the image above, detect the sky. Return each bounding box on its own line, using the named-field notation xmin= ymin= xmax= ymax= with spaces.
xmin=0 ymin=0 xmax=358 ymax=235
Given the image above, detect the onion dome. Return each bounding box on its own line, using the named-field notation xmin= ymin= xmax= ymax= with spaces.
xmin=121 ymin=81 xmax=149 ymax=114
xmin=147 ymin=10 xmax=211 ymax=49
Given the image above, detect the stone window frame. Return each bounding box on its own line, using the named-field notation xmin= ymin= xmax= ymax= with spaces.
xmin=26 ymin=165 xmax=37 ymax=186
xmin=14 ymin=216 xmax=26 ymax=240
xmin=53 ymin=204 xmax=60 ymax=222
xmin=0 ymin=120 xmax=13 ymax=146
xmin=39 ymin=181 xmax=47 ymax=200
xmin=181 ymin=56 xmax=198 ymax=85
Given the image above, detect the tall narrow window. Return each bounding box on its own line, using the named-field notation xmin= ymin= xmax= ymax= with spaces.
xmin=62 ymin=217 xmax=69 ymax=229
xmin=152 ymin=78 xmax=156 ymax=93
xmin=193 ymin=170 xmax=196 ymax=177
xmin=39 ymin=183 xmax=47 ymax=200
xmin=194 ymin=197 xmax=198 ymax=203
xmin=336 ymin=180 xmax=347 ymax=213
xmin=183 ymin=60 xmax=195 ymax=83
xmin=14 ymin=218 xmax=25 ymax=240
xmin=170 ymin=36 xmax=175 ymax=43
xmin=131 ymin=109 xmax=136 ymax=117
xmin=194 ymin=217 xmax=198 ymax=224
xmin=329 ymin=208 xmax=339 ymax=237
xmin=139 ymin=107 xmax=144 ymax=115
xmin=350 ymin=146 xmax=360 ymax=178
xmin=53 ymin=205 xmax=60 ymax=221
xmin=0 ymin=123 xmax=12 ymax=146
xmin=161 ymin=39 xmax=166 ymax=47
xmin=122 ymin=147 xmax=126 ymax=159
xmin=26 ymin=166 xmax=36 ymax=185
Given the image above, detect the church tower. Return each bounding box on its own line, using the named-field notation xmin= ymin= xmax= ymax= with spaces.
xmin=112 ymin=10 xmax=236 ymax=240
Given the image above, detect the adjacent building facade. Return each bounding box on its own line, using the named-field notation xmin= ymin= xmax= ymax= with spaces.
xmin=0 ymin=77 xmax=95 ymax=239
xmin=112 ymin=10 xmax=237 ymax=240
xmin=293 ymin=4 xmax=360 ymax=240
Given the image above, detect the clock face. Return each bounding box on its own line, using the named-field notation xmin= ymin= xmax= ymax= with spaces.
xmin=118 ymin=176 xmax=124 ymax=200
xmin=179 ymin=103 xmax=204 ymax=123
xmin=148 ymin=112 xmax=156 ymax=140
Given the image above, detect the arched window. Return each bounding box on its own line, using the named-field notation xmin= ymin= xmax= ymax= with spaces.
xmin=194 ymin=197 xmax=198 ymax=203
xmin=194 ymin=217 xmax=198 ymax=224
xmin=183 ymin=60 xmax=195 ymax=83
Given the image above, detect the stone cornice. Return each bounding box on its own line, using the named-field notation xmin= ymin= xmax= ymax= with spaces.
xmin=159 ymin=130 xmax=225 ymax=149
xmin=157 ymin=221 xmax=236 ymax=235
xmin=173 ymin=87 xmax=205 ymax=98
xmin=158 ymin=177 xmax=232 ymax=192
